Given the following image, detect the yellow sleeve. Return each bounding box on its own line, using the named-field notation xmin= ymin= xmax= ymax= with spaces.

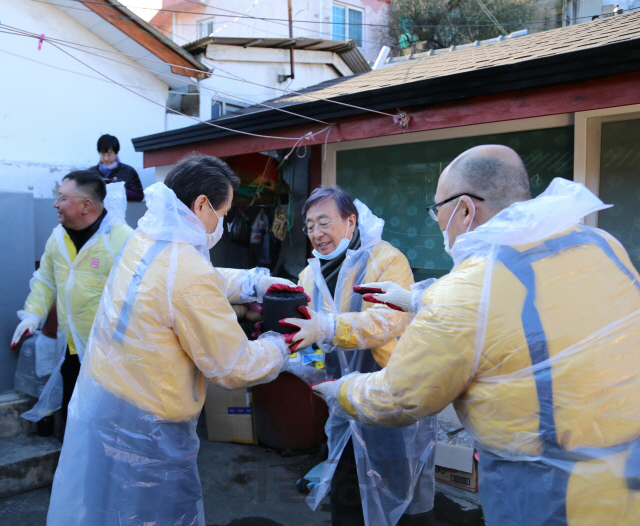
xmin=110 ymin=224 xmax=133 ymax=254
xmin=332 ymin=249 xmax=413 ymax=350
xmin=22 ymin=234 xmax=57 ymax=322
xmin=338 ymin=262 xmax=484 ymax=427
xmin=171 ymin=270 xmax=285 ymax=390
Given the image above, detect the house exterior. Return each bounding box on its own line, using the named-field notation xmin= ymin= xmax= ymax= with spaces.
xmin=563 ymin=0 xmax=635 ymax=24
xmin=165 ymin=36 xmax=370 ymax=131
xmin=133 ymin=11 xmax=640 ymax=277
xmin=147 ymin=0 xmax=391 ymax=63
xmin=0 ymin=0 xmax=207 ymax=197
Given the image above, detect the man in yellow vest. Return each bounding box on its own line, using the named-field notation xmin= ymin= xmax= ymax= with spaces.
xmin=313 ymin=145 xmax=640 ymax=526
xmin=12 ymin=171 xmax=132 ymax=430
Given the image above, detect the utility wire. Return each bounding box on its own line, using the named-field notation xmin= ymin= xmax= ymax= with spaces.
xmin=0 ymin=23 xmax=333 ymax=125
xmin=33 ymin=0 xmax=405 ymax=51
xmin=65 ymin=0 xmax=580 ymax=29
xmin=473 ymin=0 xmax=508 ymax=35
xmin=40 ymin=32 xmax=333 ymax=143
xmin=0 ymin=23 xmax=396 ymax=118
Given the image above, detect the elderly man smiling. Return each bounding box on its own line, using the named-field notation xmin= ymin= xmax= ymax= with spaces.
xmin=282 ymin=186 xmax=437 ymax=526
xmin=312 ymin=145 xmax=640 ymax=526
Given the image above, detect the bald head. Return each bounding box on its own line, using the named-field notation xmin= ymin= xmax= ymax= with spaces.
xmin=440 ymin=145 xmax=531 ymax=212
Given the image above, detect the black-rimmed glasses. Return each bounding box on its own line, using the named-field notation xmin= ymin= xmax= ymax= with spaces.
xmin=427 ymin=193 xmax=485 ymax=221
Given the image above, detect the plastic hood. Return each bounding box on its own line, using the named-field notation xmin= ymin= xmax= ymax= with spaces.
xmin=103 ymin=181 xmax=127 ymax=226
xmin=451 ymin=178 xmax=611 ymax=267
xmin=138 ymin=182 xmax=208 ymax=250
xmin=355 ymin=199 xmax=384 ymax=249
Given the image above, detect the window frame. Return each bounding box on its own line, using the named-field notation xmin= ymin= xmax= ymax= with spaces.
xmin=332 ymin=3 xmax=364 ymax=47
xmin=197 ymin=17 xmax=215 ymax=39
xmin=574 ymin=104 xmax=640 ymax=226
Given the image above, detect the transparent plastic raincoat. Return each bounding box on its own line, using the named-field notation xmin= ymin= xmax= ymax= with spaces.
xmin=47 ymin=182 xmax=288 ymax=526
xmin=333 ymin=179 xmax=640 ymax=526
xmin=300 ymin=200 xmax=437 ymax=526
xmin=21 ymin=182 xmax=132 ymax=421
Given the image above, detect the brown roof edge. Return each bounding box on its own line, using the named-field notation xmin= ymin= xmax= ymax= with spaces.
xmin=79 ymin=0 xmax=208 ymax=78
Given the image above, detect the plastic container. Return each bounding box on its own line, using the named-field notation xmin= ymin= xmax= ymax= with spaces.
xmin=251 ymin=372 xmax=328 ymax=451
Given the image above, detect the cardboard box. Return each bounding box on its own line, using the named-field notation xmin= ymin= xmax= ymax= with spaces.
xmin=435 ymin=442 xmax=478 ymax=492
xmin=204 ymin=382 xmax=256 ymax=444
xmin=435 ymin=405 xmax=478 ymax=492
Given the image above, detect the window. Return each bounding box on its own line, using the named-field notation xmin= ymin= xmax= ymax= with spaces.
xmin=332 ymin=4 xmax=363 ymax=47
xmin=595 ymin=118 xmax=640 ymax=271
xmin=197 ymin=18 xmax=214 ymax=39
xmin=336 ymin=126 xmax=574 ymax=277
xmin=211 ymin=100 xmax=245 ymax=119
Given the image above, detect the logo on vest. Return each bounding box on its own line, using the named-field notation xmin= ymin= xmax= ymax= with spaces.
xmin=91 ymin=258 xmax=100 ymax=269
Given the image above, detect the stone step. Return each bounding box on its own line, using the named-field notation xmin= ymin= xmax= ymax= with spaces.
xmin=0 ymin=435 xmax=61 ymax=499
xmin=0 ymin=391 xmax=37 ymax=439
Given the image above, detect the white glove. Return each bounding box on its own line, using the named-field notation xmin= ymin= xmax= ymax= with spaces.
xmin=256 ymin=275 xmax=297 ymax=302
xmin=11 ymin=316 xmax=39 ymax=351
xmin=281 ymin=307 xmax=335 ymax=352
xmin=354 ymin=281 xmax=413 ymax=312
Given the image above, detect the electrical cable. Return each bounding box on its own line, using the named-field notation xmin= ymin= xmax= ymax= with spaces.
xmin=44 ymin=35 xmax=334 ymax=144
xmin=0 ymin=23 xmax=334 ymax=124
xmin=31 ymin=0 xmax=406 ymax=51
xmin=80 ymin=0 xmax=640 ymax=29
xmin=1 ymin=22 xmax=396 ymax=118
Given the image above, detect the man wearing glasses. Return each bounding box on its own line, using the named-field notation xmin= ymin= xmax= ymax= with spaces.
xmin=312 ymin=145 xmax=640 ymax=526
xmin=281 ymin=186 xmax=437 ymax=526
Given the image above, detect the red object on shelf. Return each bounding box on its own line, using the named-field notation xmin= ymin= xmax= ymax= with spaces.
xmin=251 ymin=372 xmax=328 ymax=450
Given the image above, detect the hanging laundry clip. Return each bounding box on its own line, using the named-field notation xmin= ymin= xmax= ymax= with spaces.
xmin=38 ymin=33 xmax=45 ymax=51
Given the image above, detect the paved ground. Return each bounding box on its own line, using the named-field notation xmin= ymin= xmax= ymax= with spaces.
xmin=0 ymin=435 xmax=331 ymax=526
xmin=0 ymin=419 xmax=460 ymax=526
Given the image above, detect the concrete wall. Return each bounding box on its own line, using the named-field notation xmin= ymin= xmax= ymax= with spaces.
xmin=0 ymin=0 xmax=168 ymax=198
xmin=197 ymin=47 xmax=352 ymax=111
xmin=0 ymin=192 xmax=35 ymax=393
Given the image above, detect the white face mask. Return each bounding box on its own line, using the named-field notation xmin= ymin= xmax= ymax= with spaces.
xmin=442 ymin=198 xmax=476 ymax=256
xmin=206 ymin=199 xmax=224 ymax=250
xmin=312 ymin=236 xmax=352 ymax=260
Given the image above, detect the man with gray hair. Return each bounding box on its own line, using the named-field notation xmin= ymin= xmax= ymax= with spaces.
xmin=281 ymin=185 xmax=437 ymax=526
xmin=312 ymin=145 xmax=640 ymax=526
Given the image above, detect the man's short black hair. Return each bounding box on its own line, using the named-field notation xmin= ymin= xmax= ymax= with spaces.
xmin=97 ymin=134 xmax=120 ymax=154
xmin=165 ymin=154 xmax=240 ymax=210
xmin=63 ymin=170 xmax=107 ymax=204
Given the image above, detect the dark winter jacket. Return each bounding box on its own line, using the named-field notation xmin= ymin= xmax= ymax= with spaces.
xmin=90 ymin=163 xmax=144 ymax=202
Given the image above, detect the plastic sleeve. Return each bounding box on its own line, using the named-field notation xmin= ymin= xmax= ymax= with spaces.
xmin=410 ymin=278 xmax=437 ymax=314
xmin=316 ymin=373 xmax=359 ymax=421
xmin=217 ymin=267 xmax=269 ymax=304
xmin=171 ymin=271 xmax=286 ymax=390
xmin=22 ymin=238 xmax=56 ymax=325
xmin=332 ymin=251 xmax=414 ymax=350
xmin=337 ymin=276 xmax=480 ymax=427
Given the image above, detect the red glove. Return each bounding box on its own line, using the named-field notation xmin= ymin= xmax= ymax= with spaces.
xmin=352 ymin=283 xmax=411 ymax=312
xmin=309 ymin=378 xmax=337 ymax=390
xmin=265 ymin=284 xmax=311 ymax=303
xmin=10 ymin=329 xmax=32 ymax=352
xmin=250 ymin=321 xmax=263 ymax=340
xmin=280 ymin=306 xmax=312 ymax=352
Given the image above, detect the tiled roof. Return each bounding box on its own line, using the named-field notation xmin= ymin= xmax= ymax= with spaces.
xmin=133 ymin=11 xmax=640 ymax=152
xmin=274 ymin=11 xmax=640 ymax=104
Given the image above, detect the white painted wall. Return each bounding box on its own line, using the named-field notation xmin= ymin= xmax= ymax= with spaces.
xmin=197 ymin=46 xmax=352 ymax=109
xmin=0 ymin=0 xmax=169 ymax=197
xmin=150 ymin=0 xmax=390 ymax=63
